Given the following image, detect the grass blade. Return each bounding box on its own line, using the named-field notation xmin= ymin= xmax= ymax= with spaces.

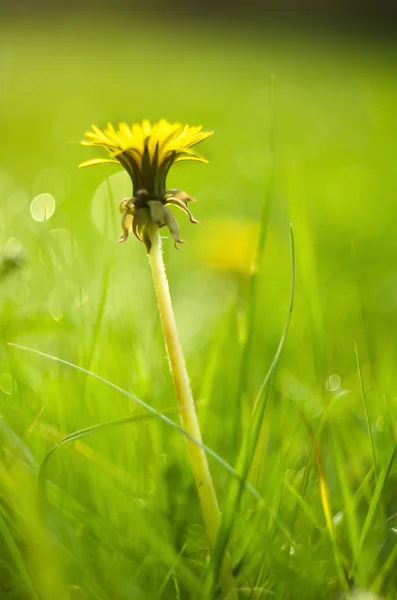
xmin=331 ymin=430 xmax=361 ymax=571
xmin=205 ymin=224 xmax=295 ymax=595
xmin=358 ymin=448 xmax=395 ymax=554
xmin=306 ymin=421 xmax=350 ymax=592
xmin=0 ymin=510 xmax=39 ymax=600
xmin=8 ymin=342 xmax=262 ymax=503
xmin=354 ymin=335 xmax=377 ymax=480
xmin=38 ymin=410 xmax=176 ymax=499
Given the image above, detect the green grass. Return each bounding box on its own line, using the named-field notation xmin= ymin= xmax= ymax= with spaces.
xmin=1 ymin=15 xmax=397 ymax=599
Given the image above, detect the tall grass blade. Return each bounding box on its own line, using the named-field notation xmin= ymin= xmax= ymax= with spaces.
xmin=331 ymin=431 xmax=360 ymax=573
xmin=304 ymin=417 xmax=350 ymax=592
xmin=358 ymin=448 xmax=395 ymax=554
xmin=354 ymin=335 xmax=377 ymax=480
xmin=205 ymin=224 xmax=295 ymax=594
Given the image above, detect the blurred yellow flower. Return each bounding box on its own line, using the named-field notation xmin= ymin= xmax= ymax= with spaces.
xmin=197 ymin=218 xmax=260 ymax=275
xmin=196 ymin=218 xmax=279 ymax=276
xmin=80 ymin=119 xmax=213 ymax=251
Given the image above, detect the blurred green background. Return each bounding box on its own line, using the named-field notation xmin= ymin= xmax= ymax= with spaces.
xmin=1 ymin=12 xmax=397 ymax=600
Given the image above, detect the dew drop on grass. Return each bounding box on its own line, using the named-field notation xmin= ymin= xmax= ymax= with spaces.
xmin=48 ymin=289 xmax=63 ymax=322
xmin=73 ymin=286 xmax=88 ymax=308
xmin=332 ymin=511 xmax=344 ymax=526
xmin=30 ymin=193 xmax=56 ymax=222
xmin=0 ymin=373 xmax=14 ymax=395
xmin=326 ymin=374 xmax=341 ymax=392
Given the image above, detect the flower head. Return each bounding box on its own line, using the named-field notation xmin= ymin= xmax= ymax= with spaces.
xmin=80 ymin=119 xmax=213 ymax=252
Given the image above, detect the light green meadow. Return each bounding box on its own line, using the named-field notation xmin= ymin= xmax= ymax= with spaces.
xmin=0 ymin=16 xmax=397 ymax=600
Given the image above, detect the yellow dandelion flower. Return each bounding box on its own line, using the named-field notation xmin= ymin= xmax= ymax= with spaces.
xmin=80 ymin=119 xmax=213 ymax=251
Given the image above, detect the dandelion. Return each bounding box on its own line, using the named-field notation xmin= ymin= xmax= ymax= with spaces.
xmin=80 ymin=119 xmax=212 ymax=251
xmin=80 ymin=119 xmax=237 ymax=598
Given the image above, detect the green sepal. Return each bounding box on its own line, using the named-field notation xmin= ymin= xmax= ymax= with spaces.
xmin=148 ymin=200 xmax=166 ymax=226
xmin=164 ymin=207 xmax=184 ymax=249
xmin=165 ymin=198 xmax=199 ymax=224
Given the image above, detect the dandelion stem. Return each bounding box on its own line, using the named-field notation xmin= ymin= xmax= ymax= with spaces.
xmin=148 ymin=225 xmax=237 ymax=599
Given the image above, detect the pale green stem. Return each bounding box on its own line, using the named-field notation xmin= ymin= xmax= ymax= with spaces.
xmin=148 ymin=225 xmax=237 ymax=599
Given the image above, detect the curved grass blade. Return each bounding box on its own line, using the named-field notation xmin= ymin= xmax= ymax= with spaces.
xmin=205 ymin=224 xmax=296 ymax=596
xmin=38 ymin=410 xmax=174 ymax=497
xmin=8 ymin=343 xmax=261 ymax=503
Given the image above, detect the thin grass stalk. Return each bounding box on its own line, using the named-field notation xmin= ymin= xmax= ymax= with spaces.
xmin=354 ymin=335 xmax=378 ymax=480
xmin=305 ymin=419 xmax=350 ymax=592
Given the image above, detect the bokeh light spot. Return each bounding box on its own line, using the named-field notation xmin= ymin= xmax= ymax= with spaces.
xmin=5 ymin=237 xmax=22 ymax=259
xmin=30 ymin=193 xmax=56 ymax=222
xmin=48 ymin=289 xmax=63 ymax=321
xmin=326 ymin=374 xmax=341 ymax=392
xmin=32 ymin=168 xmax=70 ymax=205
xmin=332 ymin=511 xmax=344 ymax=527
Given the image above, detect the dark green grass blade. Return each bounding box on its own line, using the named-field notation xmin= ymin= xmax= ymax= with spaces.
xmin=8 ymin=343 xmax=262 ymax=503
xmin=0 ymin=509 xmax=39 ymax=600
xmin=205 ymin=225 xmax=295 ymax=595
xmin=38 ymin=410 xmax=175 ymax=500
